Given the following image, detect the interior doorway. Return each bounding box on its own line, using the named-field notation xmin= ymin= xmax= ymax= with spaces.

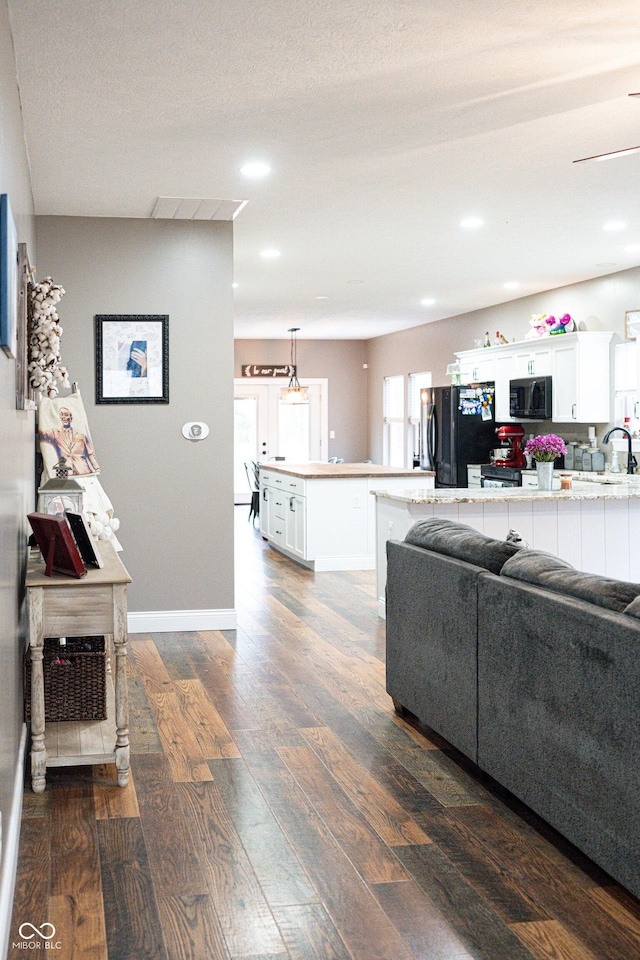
xmin=234 ymin=378 xmax=328 ymax=502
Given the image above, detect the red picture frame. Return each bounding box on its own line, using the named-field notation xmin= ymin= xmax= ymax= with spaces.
xmin=27 ymin=512 xmax=87 ymax=578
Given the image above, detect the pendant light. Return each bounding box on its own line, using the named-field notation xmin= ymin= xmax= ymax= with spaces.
xmin=280 ymin=327 xmax=309 ymax=404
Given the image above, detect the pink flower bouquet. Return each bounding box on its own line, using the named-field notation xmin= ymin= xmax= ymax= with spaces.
xmin=524 ymin=434 xmax=567 ymax=463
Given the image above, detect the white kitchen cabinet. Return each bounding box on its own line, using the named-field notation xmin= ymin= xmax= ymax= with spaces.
xmin=268 ymin=486 xmax=287 ymax=545
xmin=521 ymin=472 xmax=560 ymax=490
xmin=458 ymin=348 xmax=496 ymax=384
xmin=259 ymin=464 xmax=433 ymax=570
xmin=494 ymin=350 xmax=516 ymax=420
xmin=457 ymin=332 xmax=612 ymax=425
xmin=284 ymin=493 xmax=306 ymax=557
xmin=551 ymin=332 xmax=612 ymax=422
xmin=512 ymin=343 xmax=553 ymax=377
xmin=467 ymin=465 xmax=483 ymax=487
xmin=259 ymin=485 xmax=271 ymax=538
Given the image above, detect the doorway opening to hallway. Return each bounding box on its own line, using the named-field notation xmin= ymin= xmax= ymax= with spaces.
xmin=233 ymin=378 xmax=328 ymax=503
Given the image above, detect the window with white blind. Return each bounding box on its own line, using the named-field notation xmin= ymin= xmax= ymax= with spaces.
xmin=408 ymin=372 xmax=433 ymax=422
xmin=383 ymin=375 xmax=405 ymax=466
xmin=408 ymin=371 xmax=432 ymax=466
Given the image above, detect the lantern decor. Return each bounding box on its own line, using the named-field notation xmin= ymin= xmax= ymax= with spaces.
xmin=37 ymin=457 xmax=84 ymax=516
xmin=280 ymin=327 xmax=309 ymax=404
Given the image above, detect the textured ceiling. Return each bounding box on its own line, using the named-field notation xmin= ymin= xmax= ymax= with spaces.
xmin=8 ymin=0 xmax=640 ymax=338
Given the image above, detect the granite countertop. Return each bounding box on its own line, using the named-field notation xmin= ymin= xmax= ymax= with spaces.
xmin=260 ymin=463 xmax=433 ymax=480
xmin=372 ymin=483 xmax=640 ymax=504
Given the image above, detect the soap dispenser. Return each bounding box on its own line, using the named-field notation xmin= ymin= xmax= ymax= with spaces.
xmin=610 ymin=450 xmax=621 ymax=474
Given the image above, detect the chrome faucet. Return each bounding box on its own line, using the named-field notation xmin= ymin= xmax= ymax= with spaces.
xmin=603 ymin=426 xmax=637 ymax=475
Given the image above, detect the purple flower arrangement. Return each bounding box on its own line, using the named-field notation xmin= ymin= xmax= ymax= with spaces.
xmin=524 ymin=434 xmax=567 ymax=463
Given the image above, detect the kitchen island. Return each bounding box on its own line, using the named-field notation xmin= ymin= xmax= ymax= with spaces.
xmin=260 ymin=463 xmax=434 ymax=571
xmin=374 ymin=481 xmax=640 ymax=617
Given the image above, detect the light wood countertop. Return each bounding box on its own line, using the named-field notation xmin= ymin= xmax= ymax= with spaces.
xmin=260 ymin=462 xmax=433 ymax=480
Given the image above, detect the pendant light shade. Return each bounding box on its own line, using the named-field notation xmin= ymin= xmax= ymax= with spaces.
xmin=280 ymin=327 xmax=309 ymax=404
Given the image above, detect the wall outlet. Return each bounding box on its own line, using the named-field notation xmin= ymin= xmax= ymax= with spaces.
xmin=330 ymin=430 xmax=336 ymax=439
xmin=353 ymin=495 xmax=361 ymax=508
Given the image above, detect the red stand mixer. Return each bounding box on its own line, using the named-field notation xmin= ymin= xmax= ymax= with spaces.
xmin=492 ymin=424 xmax=526 ymax=469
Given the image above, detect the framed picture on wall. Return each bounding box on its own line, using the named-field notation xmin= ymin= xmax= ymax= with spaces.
xmin=95 ymin=314 xmax=169 ymax=404
xmin=0 ymin=194 xmax=18 ymax=359
xmin=625 ymin=310 xmax=640 ymax=340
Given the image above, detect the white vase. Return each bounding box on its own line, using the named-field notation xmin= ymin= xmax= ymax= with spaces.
xmin=536 ymin=460 xmax=554 ymax=491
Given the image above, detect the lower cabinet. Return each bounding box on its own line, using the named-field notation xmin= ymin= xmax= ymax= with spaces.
xmin=259 ymin=469 xmax=433 ymax=571
xmin=285 ymin=493 xmax=306 ymax=557
xmin=268 ymin=488 xmax=287 ymax=545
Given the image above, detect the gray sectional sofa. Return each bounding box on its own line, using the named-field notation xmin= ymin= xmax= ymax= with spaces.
xmin=386 ymin=517 xmax=640 ymax=899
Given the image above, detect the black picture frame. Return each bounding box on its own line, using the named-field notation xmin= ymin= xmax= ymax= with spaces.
xmin=65 ymin=511 xmax=104 ymax=568
xmin=95 ymin=314 xmax=169 ymax=404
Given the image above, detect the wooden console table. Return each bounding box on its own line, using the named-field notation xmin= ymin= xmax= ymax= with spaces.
xmin=25 ymin=540 xmax=132 ymax=794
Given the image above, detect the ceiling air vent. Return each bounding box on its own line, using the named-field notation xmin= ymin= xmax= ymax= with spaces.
xmin=151 ymin=197 xmax=248 ymax=221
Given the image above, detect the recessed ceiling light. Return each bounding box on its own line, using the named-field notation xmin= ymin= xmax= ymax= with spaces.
xmin=603 ymin=220 xmax=626 ymax=232
xmin=624 ymin=244 xmax=640 ymax=253
xmin=232 ymin=283 xmax=238 ymax=289
xmin=504 ymin=282 xmax=519 ymax=290
xmin=595 ymin=262 xmax=617 ymax=269
xmin=346 ymin=279 xmax=364 ymax=284
xmin=240 ymin=161 xmax=271 ymax=179
xmin=260 ymin=248 xmax=281 ymax=259
xmin=315 ymin=296 xmax=329 ymax=300
xmin=460 ymin=217 xmax=484 ymax=229
xmin=420 ymin=298 xmax=436 ymax=306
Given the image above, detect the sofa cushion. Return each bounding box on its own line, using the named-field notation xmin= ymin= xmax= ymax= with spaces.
xmin=500 ymin=549 xmax=640 ymax=612
xmin=621 ymin=595 xmax=640 ymax=619
xmin=404 ymin=518 xmax=522 ymax=575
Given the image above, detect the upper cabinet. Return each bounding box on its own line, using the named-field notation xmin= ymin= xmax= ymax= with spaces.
xmin=551 ymin=332 xmax=612 ymax=423
xmin=456 ymin=332 xmax=613 ymax=424
xmin=457 ymin=348 xmax=496 ymax=385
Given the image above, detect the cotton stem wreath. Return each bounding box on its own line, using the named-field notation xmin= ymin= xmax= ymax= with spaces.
xmin=28 ymin=277 xmax=70 ymax=398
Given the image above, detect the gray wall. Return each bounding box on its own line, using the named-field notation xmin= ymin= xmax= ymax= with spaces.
xmin=366 ymin=268 xmax=640 ymax=461
xmin=0 ymin=0 xmax=36 ymax=951
xmin=235 ymin=338 xmax=369 ymax=461
xmin=36 ymin=217 xmax=235 ymax=616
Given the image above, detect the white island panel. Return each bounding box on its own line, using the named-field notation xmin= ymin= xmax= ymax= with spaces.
xmin=374 ymin=484 xmax=640 ymax=617
xmin=580 ymin=500 xmax=606 ymax=576
xmin=480 ymin=503 xmax=510 ymax=541
xmin=556 ymin=500 xmax=581 ymax=568
xmin=530 ymin=500 xmax=558 ymax=556
xmin=603 ymin=498 xmax=630 ymax=582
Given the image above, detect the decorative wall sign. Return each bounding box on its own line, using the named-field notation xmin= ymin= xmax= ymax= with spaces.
xmin=0 ymin=194 xmax=18 ymax=359
xmin=625 ymin=309 xmax=640 ymax=340
xmin=242 ymin=364 xmax=294 ymax=378
xmin=95 ymin=314 xmax=169 ymax=404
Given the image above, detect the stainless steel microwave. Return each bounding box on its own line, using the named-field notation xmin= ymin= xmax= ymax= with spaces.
xmin=509 ymin=375 xmax=552 ymax=419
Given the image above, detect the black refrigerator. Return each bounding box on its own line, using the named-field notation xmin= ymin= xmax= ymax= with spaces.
xmin=420 ymin=383 xmax=498 ymax=487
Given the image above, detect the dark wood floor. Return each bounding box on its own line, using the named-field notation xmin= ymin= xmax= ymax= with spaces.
xmin=10 ymin=507 xmax=640 ymax=960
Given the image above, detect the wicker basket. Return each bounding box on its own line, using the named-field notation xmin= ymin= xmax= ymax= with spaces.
xmin=25 ymin=636 xmax=107 ymax=722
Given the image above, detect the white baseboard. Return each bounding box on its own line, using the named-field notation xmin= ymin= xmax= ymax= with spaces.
xmin=269 ymin=542 xmax=375 ymax=572
xmin=312 ymin=556 xmax=376 ymax=572
xmin=127 ymin=609 xmax=237 ymax=633
xmin=377 ymin=597 xmax=386 ymax=620
xmin=0 ymin=724 xmax=27 ymax=960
